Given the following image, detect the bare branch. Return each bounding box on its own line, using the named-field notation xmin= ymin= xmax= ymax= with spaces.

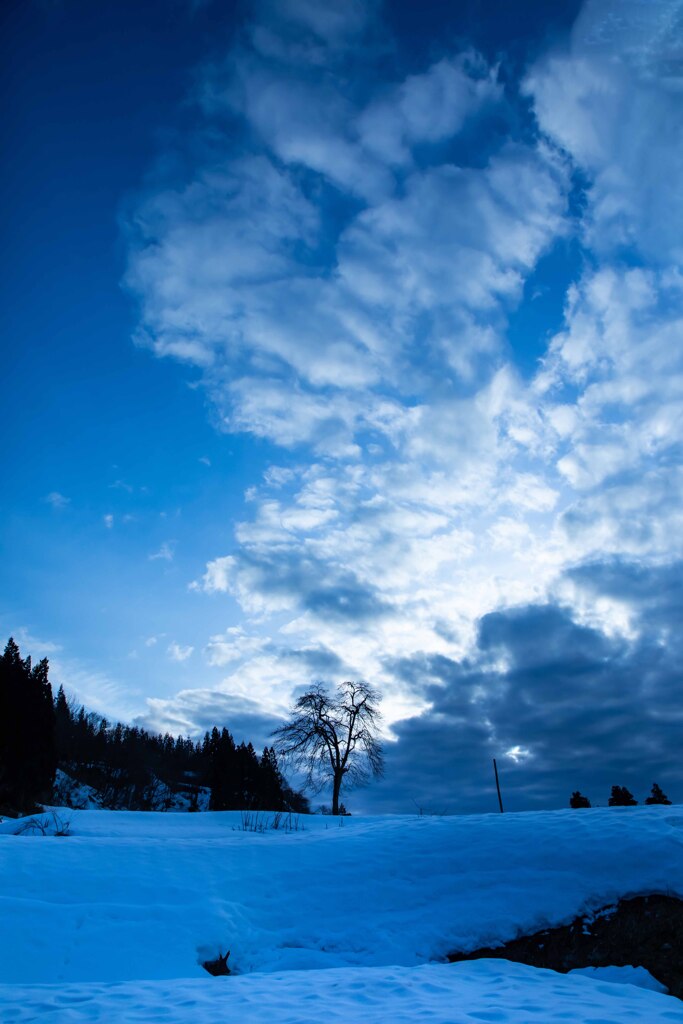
xmin=272 ymin=681 xmax=384 ymax=814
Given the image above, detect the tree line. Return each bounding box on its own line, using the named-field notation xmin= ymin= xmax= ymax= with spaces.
xmin=0 ymin=638 xmax=308 ymax=816
xmin=570 ymin=783 xmax=671 ymax=808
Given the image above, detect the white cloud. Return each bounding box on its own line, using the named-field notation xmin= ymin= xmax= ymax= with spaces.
xmin=149 ymin=542 xmax=175 ymax=562
xmin=195 ymin=555 xmax=234 ymax=595
xmin=525 ymin=1 xmax=683 ymax=262
xmin=358 ymin=54 xmax=502 ymax=166
xmin=126 ymin=13 xmax=568 ymax=462
xmin=44 ymin=492 xmax=70 ymax=509
xmin=206 ymin=628 xmax=269 ymax=667
xmin=167 ymin=642 xmax=194 ymax=663
xmin=337 ymin=145 xmax=567 ymax=319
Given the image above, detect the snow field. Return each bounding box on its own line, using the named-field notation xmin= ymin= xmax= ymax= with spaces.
xmin=2 ymin=962 xmax=683 ymax=1024
xmin=1 ymin=806 xmax=682 ymax=1021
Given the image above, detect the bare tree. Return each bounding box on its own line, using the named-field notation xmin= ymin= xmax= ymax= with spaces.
xmin=272 ymin=681 xmax=384 ymax=815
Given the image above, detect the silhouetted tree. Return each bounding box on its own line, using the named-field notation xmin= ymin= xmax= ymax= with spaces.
xmin=570 ymin=791 xmax=591 ymax=808
xmin=54 ymin=685 xmax=74 ymax=760
xmin=281 ymin=784 xmax=310 ymax=814
xmin=207 ymin=728 xmax=237 ymax=810
xmin=645 ymin=783 xmax=671 ymax=805
xmin=0 ymin=638 xmax=56 ymax=812
xmin=0 ymin=638 xmax=304 ymax=814
xmin=204 ymin=731 xmax=301 ymax=811
xmin=273 ymin=681 xmax=384 ymax=815
xmin=235 ymin=741 xmax=260 ymax=806
xmin=608 ymin=785 xmax=637 ymax=807
xmin=259 ymin=746 xmax=286 ymax=809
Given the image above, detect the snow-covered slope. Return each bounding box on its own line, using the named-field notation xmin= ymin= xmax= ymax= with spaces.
xmin=51 ymin=767 xmax=212 ymax=812
xmin=1 ymin=806 xmax=682 ymax=1021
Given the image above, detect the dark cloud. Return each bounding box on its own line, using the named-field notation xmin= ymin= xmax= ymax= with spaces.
xmin=304 ymin=579 xmax=390 ymax=622
xmin=279 ymin=644 xmax=347 ymax=675
xmin=137 ymin=690 xmax=283 ymax=750
xmin=236 ymin=549 xmax=392 ymax=623
xmin=359 ymin=562 xmax=683 ymax=815
xmin=567 ymin=558 xmax=683 ymax=643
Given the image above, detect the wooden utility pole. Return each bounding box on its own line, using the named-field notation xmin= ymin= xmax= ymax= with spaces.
xmin=493 ymin=758 xmax=504 ymax=813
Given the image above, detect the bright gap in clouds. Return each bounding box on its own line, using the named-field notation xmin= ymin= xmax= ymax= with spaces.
xmin=16 ymin=0 xmax=682 ymax=814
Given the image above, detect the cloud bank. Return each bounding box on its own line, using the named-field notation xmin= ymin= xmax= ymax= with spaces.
xmin=124 ymin=0 xmax=683 ymax=810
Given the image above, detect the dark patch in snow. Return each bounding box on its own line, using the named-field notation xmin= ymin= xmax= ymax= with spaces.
xmin=448 ymin=894 xmax=683 ymax=1000
xmin=202 ymin=950 xmax=231 ymax=977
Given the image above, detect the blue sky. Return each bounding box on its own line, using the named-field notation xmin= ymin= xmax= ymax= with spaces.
xmin=3 ymin=0 xmax=683 ymax=812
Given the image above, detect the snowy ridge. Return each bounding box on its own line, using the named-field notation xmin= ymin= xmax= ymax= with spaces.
xmin=1 ymin=806 xmax=682 ymax=1021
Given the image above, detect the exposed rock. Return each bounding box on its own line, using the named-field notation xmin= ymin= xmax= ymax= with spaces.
xmin=448 ymin=894 xmax=683 ymax=999
xmin=202 ymin=950 xmax=231 ymax=977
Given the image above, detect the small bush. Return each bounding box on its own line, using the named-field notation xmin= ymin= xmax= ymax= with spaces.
xmin=14 ymin=811 xmax=71 ymax=836
xmin=608 ymin=785 xmax=637 ymax=807
xmin=645 ymin=783 xmax=672 ymax=806
xmin=235 ymin=810 xmax=304 ymax=833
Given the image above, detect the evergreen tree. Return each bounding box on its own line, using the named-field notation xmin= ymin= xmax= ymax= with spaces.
xmin=645 ymin=782 xmax=671 ymax=805
xmin=608 ymin=785 xmax=637 ymax=807
xmin=1 ymin=638 xmax=305 ymax=814
xmin=30 ymin=657 xmax=58 ymax=799
xmin=208 ymin=728 xmax=237 ymax=810
xmin=0 ymin=638 xmax=57 ymax=812
xmin=234 ymin=742 xmax=260 ymax=807
xmin=259 ymin=746 xmax=286 ymax=810
xmin=54 ymin=685 xmax=73 ymax=760
xmin=570 ymin=791 xmax=591 ymax=808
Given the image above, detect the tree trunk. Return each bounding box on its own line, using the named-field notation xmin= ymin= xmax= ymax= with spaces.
xmin=332 ymin=770 xmax=342 ymax=815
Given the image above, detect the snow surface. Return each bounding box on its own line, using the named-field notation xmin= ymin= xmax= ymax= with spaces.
xmin=1 ymin=805 xmax=682 ymax=1021
xmin=2 ymin=962 xmax=683 ymax=1024
xmin=569 ymin=964 xmax=669 ymax=993
xmin=51 ymin=769 xmax=101 ymax=810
